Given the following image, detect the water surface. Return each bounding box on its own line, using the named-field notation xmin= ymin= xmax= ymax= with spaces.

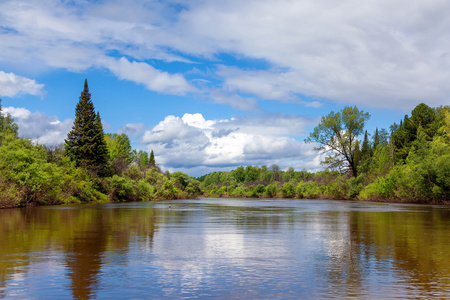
xmin=1 ymin=198 xmax=450 ymax=299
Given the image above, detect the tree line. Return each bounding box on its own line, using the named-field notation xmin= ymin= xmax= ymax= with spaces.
xmin=0 ymin=80 xmax=201 ymax=208
xmin=1 ymin=79 xmax=449 ymax=207
xmin=199 ymin=103 xmax=450 ymax=203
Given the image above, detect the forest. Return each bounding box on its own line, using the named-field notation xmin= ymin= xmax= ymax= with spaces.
xmin=0 ymin=81 xmax=201 ymax=208
xmin=199 ymin=103 xmax=450 ymax=203
xmin=1 ymin=80 xmax=449 ymax=208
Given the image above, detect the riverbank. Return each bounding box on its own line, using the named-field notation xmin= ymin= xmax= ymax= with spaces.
xmin=198 ymin=166 xmax=450 ymax=205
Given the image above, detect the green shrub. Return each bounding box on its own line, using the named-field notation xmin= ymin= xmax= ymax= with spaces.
xmin=281 ymin=182 xmax=295 ymax=198
xmin=137 ymin=179 xmax=156 ymax=201
xmin=295 ymin=181 xmax=321 ymax=199
xmin=265 ymin=183 xmax=278 ymax=198
xmin=107 ymin=175 xmax=136 ymax=201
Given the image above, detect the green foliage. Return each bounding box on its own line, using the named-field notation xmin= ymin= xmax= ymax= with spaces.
xmin=281 ymin=182 xmax=295 ymax=198
xmin=360 ymin=169 xmax=399 ymax=200
xmin=298 ymin=181 xmax=322 ymax=199
xmin=324 ymin=179 xmax=347 ymax=199
xmin=105 ymin=133 xmax=132 ymax=162
xmin=265 ymin=183 xmax=278 ymax=198
xmin=232 ymin=166 xmax=246 ymax=183
xmin=123 ymin=164 xmax=144 ymax=180
xmin=392 ymin=103 xmax=438 ymax=162
xmin=367 ymin=144 xmax=393 ymax=177
xmin=136 ymin=180 xmax=156 ymax=201
xmin=160 ymin=178 xmax=178 ymax=199
xmin=0 ymin=99 xmax=19 ymax=143
xmin=107 ymin=175 xmax=136 ymax=201
xmin=306 ymin=106 xmax=370 ymax=177
xmin=3 ymin=99 xmax=450 ymax=207
xmin=133 ymin=150 xmax=150 ymax=170
xmin=65 ymin=80 xmax=109 ymax=175
xmin=149 ymin=150 xmax=156 ymax=166
xmin=347 ymin=176 xmax=364 ymax=199
xmin=185 ymin=180 xmax=201 ymax=197
xmin=171 ymin=172 xmax=189 ymax=190
xmin=360 ymin=132 xmax=450 ymax=202
xmin=372 ymin=128 xmax=380 ymax=150
xmin=254 ymin=184 xmax=266 ymax=195
xmin=0 ymin=136 xmax=100 ymax=206
xmin=93 ymin=112 xmax=109 ymax=176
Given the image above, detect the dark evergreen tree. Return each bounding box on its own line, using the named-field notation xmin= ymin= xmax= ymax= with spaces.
xmin=149 ymin=149 xmax=156 ymax=166
xmin=372 ymin=128 xmax=380 ymax=151
xmin=358 ymin=130 xmax=371 ymax=174
xmin=352 ymin=140 xmax=361 ymax=176
xmin=65 ymin=79 xmax=108 ymax=175
xmin=93 ymin=112 xmax=109 ymax=175
xmin=391 ymin=103 xmax=438 ymax=162
xmin=361 ymin=130 xmax=370 ymax=158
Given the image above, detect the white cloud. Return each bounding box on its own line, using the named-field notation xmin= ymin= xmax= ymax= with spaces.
xmin=139 ymin=113 xmax=321 ymax=176
xmin=104 ymin=57 xmax=195 ymax=95
xmin=118 ymin=122 xmax=146 ymax=138
xmin=3 ymin=0 xmax=450 ymax=111
xmin=181 ymin=113 xmax=215 ymax=129
xmin=0 ymin=71 xmax=44 ymax=97
xmin=3 ymin=106 xmax=72 ymax=145
xmin=2 ymin=106 xmax=31 ymax=119
xmin=176 ymin=0 xmax=450 ymax=109
xmin=206 ymin=89 xmax=259 ymax=112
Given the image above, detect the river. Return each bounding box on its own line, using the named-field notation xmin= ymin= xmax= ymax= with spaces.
xmin=1 ymin=198 xmax=450 ymax=299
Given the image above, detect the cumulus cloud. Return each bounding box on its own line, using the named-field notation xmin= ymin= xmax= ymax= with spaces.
xmin=0 ymin=1 xmax=194 ymax=94
xmin=3 ymin=106 xmax=72 ymax=145
xmin=176 ymin=0 xmax=450 ymax=109
xmin=103 ymin=57 xmax=195 ymax=95
xmin=118 ymin=122 xmax=146 ymax=139
xmin=3 ymin=0 xmax=450 ymax=110
xmin=0 ymin=71 xmax=44 ymax=97
xmin=139 ymin=113 xmax=321 ymax=175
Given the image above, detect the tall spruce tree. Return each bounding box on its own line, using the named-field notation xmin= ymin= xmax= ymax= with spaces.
xmin=93 ymin=112 xmax=109 ymax=175
xmin=65 ymin=79 xmax=108 ymax=175
xmin=372 ymin=128 xmax=380 ymax=152
xmin=149 ymin=149 xmax=156 ymax=166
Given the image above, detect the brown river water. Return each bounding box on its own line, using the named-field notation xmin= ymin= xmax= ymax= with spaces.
xmin=1 ymin=198 xmax=450 ymax=299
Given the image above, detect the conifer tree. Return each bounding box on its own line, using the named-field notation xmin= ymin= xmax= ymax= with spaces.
xmin=357 ymin=130 xmax=372 ymax=174
xmin=361 ymin=130 xmax=371 ymax=158
xmin=373 ymin=127 xmax=380 ymax=151
xmin=149 ymin=149 xmax=156 ymax=166
xmin=65 ymin=79 xmax=108 ymax=175
xmin=93 ymin=112 xmax=109 ymax=175
xmin=353 ymin=140 xmax=361 ymax=176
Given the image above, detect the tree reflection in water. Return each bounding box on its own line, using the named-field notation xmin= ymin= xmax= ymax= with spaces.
xmin=0 ymin=200 xmax=450 ymax=299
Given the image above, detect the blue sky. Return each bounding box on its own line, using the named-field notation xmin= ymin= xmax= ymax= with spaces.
xmin=1 ymin=0 xmax=449 ymax=176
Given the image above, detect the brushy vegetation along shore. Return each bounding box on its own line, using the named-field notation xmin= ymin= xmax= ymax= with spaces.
xmin=0 ymin=86 xmax=201 ymax=209
xmin=1 ymin=81 xmax=449 ymax=208
xmin=199 ymin=103 xmax=450 ymax=204
xmin=0 ymin=131 xmax=202 ymax=208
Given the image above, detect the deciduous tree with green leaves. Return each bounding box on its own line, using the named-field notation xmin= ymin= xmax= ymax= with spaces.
xmin=0 ymin=98 xmax=18 ymax=142
xmin=306 ymin=106 xmax=370 ymax=177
